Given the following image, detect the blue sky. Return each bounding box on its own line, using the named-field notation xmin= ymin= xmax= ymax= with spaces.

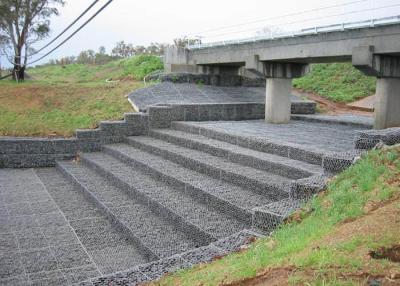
xmin=2 ymin=0 xmax=400 ymax=67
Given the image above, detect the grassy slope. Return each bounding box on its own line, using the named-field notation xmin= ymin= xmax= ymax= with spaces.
xmin=151 ymin=146 xmax=400 ymax=286
xmin=0 ymin=56 xmax=162 ymax=137
xmin=293 ymin=63 xmax=376 ymax=103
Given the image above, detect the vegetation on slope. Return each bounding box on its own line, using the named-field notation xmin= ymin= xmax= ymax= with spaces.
xmin=0 ymin=55 xmax=163 ymax=137
xmin=151 ymin=145 xmax=400 ymax=286
xmin=293 ymin=63 xmax=376 ymax=103
xmin=119 ymin=55 xmax=163 ymax=80
xmin=0 ymin=80 xmax=140 ymax=137
xmin=28 ymin=54 xmax=163 ymax=82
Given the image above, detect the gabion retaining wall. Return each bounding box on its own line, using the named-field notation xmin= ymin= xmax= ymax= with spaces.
xmin=354 ymin=127 xmax=400 ymax=149
xmin=0 ymin=113 xmax=148 ymax=168
xmin=148 ymin=102 xmax=316 ymax=129
xmin=1 ymin=100 xmax=398 ymax=169
xmin=148 ymin=72 xmax=266 ymax=87
xmin=0 ymin=102 xmax=315 ymax=168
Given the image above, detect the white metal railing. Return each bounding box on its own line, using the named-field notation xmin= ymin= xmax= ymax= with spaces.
xmin=187 ymin=15 xmax=400 ymax=50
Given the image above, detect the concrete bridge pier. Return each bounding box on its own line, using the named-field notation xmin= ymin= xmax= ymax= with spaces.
xmin=264 ymin=63 xmax=308 ymax=124
xmin=374 ymin=78 xmax=400 ymax=129
xmin=352 ymin=46 xmax=400 ymax=129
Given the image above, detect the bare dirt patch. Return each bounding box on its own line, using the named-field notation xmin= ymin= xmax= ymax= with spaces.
xmin=224 ymin=267 xmax=294 ymax=286
xmin=370 ymin=245 xmax=400 ymax=263
xmin=293 ymin=88 xmax=374 ymax=116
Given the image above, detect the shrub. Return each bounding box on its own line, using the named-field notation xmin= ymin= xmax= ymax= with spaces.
xmin=293 ymin=63 xmax=376 ymax=103
xmin=120 ymin=55 xmax=163 ymax=80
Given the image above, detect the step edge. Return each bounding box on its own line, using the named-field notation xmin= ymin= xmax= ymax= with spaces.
xmin=126 ymin=137 xmax=290 ymax=200
xmin=87 ymin=228 xmax=263 ymax=285
xmin=55 ymin=160 xmax=159 ymax=262
xmin=251 ymin=198 xmax=301 ymax=233
xmin=149 ymin=129 xmax=321 ymax=178
xmin=79 ymin=153 xmax=217 ymax=245
xmin=103 ymin=145 xmax=253 ymax=224
xmin=171 ymin=121 xmax=325 ymax=166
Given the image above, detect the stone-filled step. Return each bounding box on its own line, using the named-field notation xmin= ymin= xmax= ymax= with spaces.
xmin=126 ymin=136 xmax=292 ymax=199
xmin=149 ymin=129 xmax=323 ymax=179
xmin=56 ymin=160 xmax=202 ymax=260
xmin=35 ymin=168 xmax=150 ymax=275
xmin=171 ymin=121 xmax=326 ymax=165
xmin=103 ymin=143 xmax=273 ymax=224
xmin=253 ymin=198 xmax=301 ymax=233
xmin=79 ymin=152 xmax=248 ymax=240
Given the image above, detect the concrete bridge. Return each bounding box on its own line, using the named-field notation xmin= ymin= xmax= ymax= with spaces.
xmin=165 ymin=17 xmax=400 ymax=129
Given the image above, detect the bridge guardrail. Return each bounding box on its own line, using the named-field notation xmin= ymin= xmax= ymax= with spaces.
xmin=188 ymin=15 xmax=400 ymax=50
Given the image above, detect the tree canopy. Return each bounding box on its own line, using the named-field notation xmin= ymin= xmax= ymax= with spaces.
xmin=0 ymin=0 xmax=64 ymax=80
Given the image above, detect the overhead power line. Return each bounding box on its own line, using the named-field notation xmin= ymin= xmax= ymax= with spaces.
xmin=30 ymin=0 xmax=101 ymax=57
xmin=0 ymin=74 xmax=12 ymax=80
xmin=28 ymin=0 xmax=114 ymax=65
xmin=202 ymin=3 xmax=400 ymax=39
xmin=185 ymin=0 xmax=369 ymax=37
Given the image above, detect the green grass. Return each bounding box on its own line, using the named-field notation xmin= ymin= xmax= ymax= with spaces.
xmin=28 ymin=54 xmax=163 ymax=83
xmin=293 ymin=63 xmax=376 ymax=103
xmin=0 ymin=55 xmax=166 ymax=137
xmin=0 ymin=80 xmax=142 ymax=137
xmin=0 ymin=55 xmax=163 ymax=137
xmin=152 ymin=146 xmax=400 ymax=286
xmin=119 ymin=55 xmax=164 ymax=79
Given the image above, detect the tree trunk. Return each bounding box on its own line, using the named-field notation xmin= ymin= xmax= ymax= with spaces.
xmin=18 ymin=66 xmax=25 ymax=80
xmin=12 ymin=51 xmax=25 ymax=81
xmin=12 ymin=65 xmax=25 ymax=81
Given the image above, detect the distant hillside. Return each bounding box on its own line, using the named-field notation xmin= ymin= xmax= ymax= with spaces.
xmin=293 ymin=63 xmax=376 ymax=103
xmin=28 ymin=55 xmax=163 ymax=83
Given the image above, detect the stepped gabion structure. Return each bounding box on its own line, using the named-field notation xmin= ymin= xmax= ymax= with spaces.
xmin=1 ymin=84 xmax=399 ymax=285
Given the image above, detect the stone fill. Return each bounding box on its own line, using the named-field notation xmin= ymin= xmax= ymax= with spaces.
xmin=0 ymin=169 xmax=101 ymax=286
xmin=1 ymin=115 xmax=389 ymax=285
xmin=173 ymin=119 xmax=368 ymax=154
xmin=128 ymin=82 xmax=307 ymax=111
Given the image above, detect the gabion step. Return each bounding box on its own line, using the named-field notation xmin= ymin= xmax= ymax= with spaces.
xmin=253 ymin=198 xmax=301 ymax=233
xmin=149 ymin=128 xmax=323 ymax=179
xmin=172 ymin=121 xmax=327 ymax=165
xmin=103 ymin=143 xmax=273 ymax=223
xmin=35 ymin=168 xmax=150 ymax=275
xmin=126 ymin=136 xmax=292 ymax=200
xmin=56 ymin=160 xmax=201 ymax=260
xmin=80 ymin=152 xmax=248 ymax=240
xmin=88 ymin=229 xmax=261 ymax=285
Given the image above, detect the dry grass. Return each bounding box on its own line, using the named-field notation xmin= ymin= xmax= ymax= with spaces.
xmin=0 ymin=64 xmax=144 ymax=137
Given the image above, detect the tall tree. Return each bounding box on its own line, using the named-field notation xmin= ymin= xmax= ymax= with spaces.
xmin=98 ymin=45 xmax=106 ymax=55
xmin=76 ymin=49 xmax=95 ymax=64
xmin=0 ymin=0 xmax=64 ymax=80
xmin=112 ymin=41 xmax=135 ymax=58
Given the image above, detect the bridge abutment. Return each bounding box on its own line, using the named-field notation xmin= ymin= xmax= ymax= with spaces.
xmin=264 ymin=63 xmax=309 ymax=124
